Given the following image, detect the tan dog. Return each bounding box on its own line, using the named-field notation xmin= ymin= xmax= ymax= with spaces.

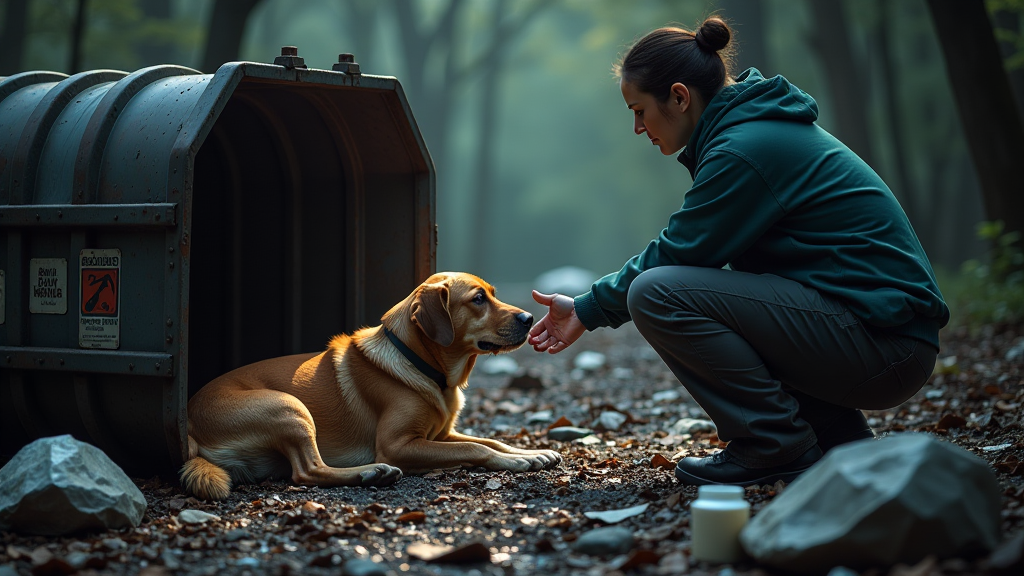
xmin=180 ymin=272 xmax=562 ymax=500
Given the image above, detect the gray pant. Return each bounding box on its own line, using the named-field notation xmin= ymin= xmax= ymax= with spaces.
xmin=626 ymin=266 xmax=938 ymax=468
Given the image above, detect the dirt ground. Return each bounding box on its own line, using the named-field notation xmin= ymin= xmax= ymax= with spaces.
xmin=1 ymin=319 xmax=1022 ymax=576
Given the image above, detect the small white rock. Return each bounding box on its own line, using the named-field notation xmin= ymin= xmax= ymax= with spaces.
xmin=573 ymin=351 xmax=606 ymax=370
xmin=652 ymin=390 xmax=681 ymax=403
xmin=670 ymin=418 xmax=716 ymax=435
xmin=526 ymin=410 xmax=554 ymax=424
xmin=611 ymin=367 xmax=633 ymax=380
xmin=480 ymin=356 xmax=519 ymax=375
xmin=177 ymin=509 xmax=220 ymax=524
xmin=593 ymin=411 xmax=628 ymax=431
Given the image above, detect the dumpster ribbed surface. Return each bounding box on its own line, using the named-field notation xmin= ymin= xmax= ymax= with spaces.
xmin=0 ymin=61 xmax=435 ymax=473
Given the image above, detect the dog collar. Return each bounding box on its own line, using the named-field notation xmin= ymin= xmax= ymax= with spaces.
xmin=382 ymin=326 xmax=448 ymax=391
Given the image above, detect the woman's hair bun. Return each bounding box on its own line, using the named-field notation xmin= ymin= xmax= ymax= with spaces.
xmin=694 ymin=16 xmax=731 ymax=53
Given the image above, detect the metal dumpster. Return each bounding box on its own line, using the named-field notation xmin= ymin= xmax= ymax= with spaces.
xmin=0 ymin=49 xmax=436 ymax=474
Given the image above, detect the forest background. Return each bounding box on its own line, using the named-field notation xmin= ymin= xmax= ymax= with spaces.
xmin=2 ymin=0 xmax=1022 ymax=328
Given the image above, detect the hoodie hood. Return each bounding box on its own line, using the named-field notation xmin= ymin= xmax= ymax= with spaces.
xmin=678 ymin=68 xmax=819 ymax=173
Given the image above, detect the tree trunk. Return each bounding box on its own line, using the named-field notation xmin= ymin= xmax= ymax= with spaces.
xmin=468 ymin=0 xmax=508 ymax=274
xmin=201 ymin=0 xmax=261 ymax=74
xmin=992 ymin=7 xmax=1024 ymax=121
xmin=0 ymin=0 xmax=29 ymax=75
xmin=718 ymin=0 xmax=768 ymax=75
xmin=874 ymin=0 xmax=914 ymax=219
xmin=926 ymin=0 xmax=1024 ymax=240
xmin=807 ymin=0 xmax=876 ymax=169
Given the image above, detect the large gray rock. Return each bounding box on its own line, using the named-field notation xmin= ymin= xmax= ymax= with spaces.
xmin=0 ymin=435 xmax=147 ymax=535
xmin=740 ymin=433 xmax=1001 ymax=574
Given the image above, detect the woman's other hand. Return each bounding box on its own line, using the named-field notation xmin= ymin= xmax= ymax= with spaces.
xmin=529 ymin=290 xmax=585 ymax=354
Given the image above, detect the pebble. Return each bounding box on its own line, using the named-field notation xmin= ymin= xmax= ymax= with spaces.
xmin=573 ymin=351 xmax=606 ymax=370
xmin=223 ymin=529 xmax=250 ymax=542
xmin=573 ymin=526 xmax=635 ymax=556
xmin=669 ymin=417 xmax=716 ymax=435
xmin=611 ymin=367 xmax=633 ymax=379
xmin=652 ymin=389 xmax=681 ymax=402
xmin=343 ymin=558 xmax=387 ymax=576
xmin=593 ymin=411 xmax=627 ymax=431
xmin=579 ymin=435 xmax=602 ymax=445
xmin=827 ymin=567 xmax=860 ymax=576
xmin=0 ymin=565 xmax=17 ymax=576
xmin=102 ymin=537 xmax=127 ymax=551
xmin=526 ymin=410 xmax=554 ymax=424
xmin=235 ymin=557 xmax=260 ymax=568
xmin=177 ymin=509 xmax=220 ymax=524
xmin=547 ymin=427 xmax=593 ymax=441
xmin=480 ymin=356 xmax=519 ymax=375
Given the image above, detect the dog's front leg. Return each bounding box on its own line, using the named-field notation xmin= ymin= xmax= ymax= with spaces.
xmin=441 ymin=430 xmax=563 ymax=462
xmin=378 ymin=435 xmax=560 ymax=474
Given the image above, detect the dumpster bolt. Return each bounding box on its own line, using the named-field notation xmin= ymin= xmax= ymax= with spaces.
xmin=155 ymin=213 xmax=161 ymax=221
xmin=35 ymin=214 xmax=40 ymax=221
xmin=169 ymin=246 xmax=175 ymax=253
xmin=274 ymin=46 xmax=307 ymax=70
xmin=333 ymin=53 xmax=361 ymax=75
xmin=155 ymin=363 xmax=161 ymax=371
xmin=166 ymin=318 xmax=173 ymax=326
xmin=58 ymin=211 xmax=63 ymax=219
xmin=37 ymin=358 xmax=44 ymax=365
xmin=169 ymin=262 xmax=174 ymax=269
xmin=114 ymin=215 xmax=119 ymax=221
xmin=129 ymin=363 xmax=135 ymax=371
xmin=5 ymin=356 xmax=10 ymax=363
xmin=166 ymin=336 xmax=174 ymax=344
xmin=59 ymin=359 xmax=65 ymax=366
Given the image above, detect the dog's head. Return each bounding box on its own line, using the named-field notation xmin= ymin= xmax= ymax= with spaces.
xmin=398 ymin=272 xmax=534 ymax=355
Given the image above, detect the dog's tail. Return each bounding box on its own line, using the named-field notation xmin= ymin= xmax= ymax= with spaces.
xmin=180 ymin=440 xmax=231 ymax=500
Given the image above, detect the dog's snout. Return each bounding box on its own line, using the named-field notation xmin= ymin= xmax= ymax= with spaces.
xmin=516 ymin=312 xmax=534 ymax=328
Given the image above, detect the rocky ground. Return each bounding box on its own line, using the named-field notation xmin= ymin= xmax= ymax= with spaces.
xmin=1 ymin=319 xmax=1022 ymax=576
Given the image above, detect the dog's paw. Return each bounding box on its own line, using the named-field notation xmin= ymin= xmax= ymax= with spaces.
xmin=524 ymin=449 xmax=561 ymax=470
xmin=359 ymin=463 xmax=403 ymax=486
xmin=494 ymin=450 xmax=561 ymax=472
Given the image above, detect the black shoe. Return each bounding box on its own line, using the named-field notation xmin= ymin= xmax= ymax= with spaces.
xmin=675 ymin=445 xmax=823 ymax=487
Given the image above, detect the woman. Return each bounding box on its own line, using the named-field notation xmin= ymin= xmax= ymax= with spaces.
xmin=529 ymin=17 xmax=949 ymax=487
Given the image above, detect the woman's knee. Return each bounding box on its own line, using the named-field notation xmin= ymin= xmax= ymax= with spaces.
xmin=627 ymin=266 xmax=700 ymax=325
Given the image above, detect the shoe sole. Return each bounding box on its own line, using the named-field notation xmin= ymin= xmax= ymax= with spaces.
xmin=674 ymin=464 xmax=814 ymax=487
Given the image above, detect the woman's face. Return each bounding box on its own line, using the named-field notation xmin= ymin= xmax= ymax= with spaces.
xmin=620 ymin=79 xmax=696 ymax=155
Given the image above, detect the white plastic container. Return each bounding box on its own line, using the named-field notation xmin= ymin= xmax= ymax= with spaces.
xmin=690 ymin=485 xmax=751 ymax=563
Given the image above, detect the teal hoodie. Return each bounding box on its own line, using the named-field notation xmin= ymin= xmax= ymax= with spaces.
xmin=574 ymin=69 xmax=949 ymax=347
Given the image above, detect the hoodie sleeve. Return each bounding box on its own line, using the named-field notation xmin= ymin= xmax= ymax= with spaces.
xmin=574 ymin=150 xmax=787 ymax=330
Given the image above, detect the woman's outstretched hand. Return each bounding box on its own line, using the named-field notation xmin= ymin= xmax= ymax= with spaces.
xmin=529 ymin=290 xmax=585 ymax=354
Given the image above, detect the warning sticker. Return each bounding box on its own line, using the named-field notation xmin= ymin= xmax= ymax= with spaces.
xmin=79 ymin=249 xmax=121 ymax=349
xmin=0 ymin=270 xmax=5 ymax=325
xmin=29 ymin=258 xmax=67 ymax=314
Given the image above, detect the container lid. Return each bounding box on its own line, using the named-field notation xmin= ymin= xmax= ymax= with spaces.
xmin=697 ymin=485 xmax=745 ymax=500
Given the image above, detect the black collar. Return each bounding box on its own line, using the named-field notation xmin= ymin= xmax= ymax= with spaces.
xmin=382 ymin=326 xmax=448 ymax=391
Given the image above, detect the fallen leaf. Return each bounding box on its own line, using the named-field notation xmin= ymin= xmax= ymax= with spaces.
xmin=666 ymin=493 xmax=682 ymax=509
xmin=547 ymin=416 xmax=574 ymax=430
xmin=611 ymin=549 xmax=661 ymax=570
xmin=397 ymin=511 xmax=426 ymax=523
xmin=583 ymin=503 xmax=649 ymax=524
xmin=407 ymin=542 xmax=491 ymax=563
xmin=650 ymin=454 xmax=674 ymax=470
xmin=302 ymin=501 xmax=325 ymax=514
xmin=935 ymin=413 xmax=967 ymax=431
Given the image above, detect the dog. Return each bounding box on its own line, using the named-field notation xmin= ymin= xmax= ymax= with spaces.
xmin=180 ymin=272 xmax=562 ymax=500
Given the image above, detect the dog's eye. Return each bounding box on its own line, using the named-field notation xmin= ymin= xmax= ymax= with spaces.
xmin=472 ymin=293 xmax=485 ymax=305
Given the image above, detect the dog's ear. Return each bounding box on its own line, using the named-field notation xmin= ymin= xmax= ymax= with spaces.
xmin=412 ymin=283 xmax=454 ymax=346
